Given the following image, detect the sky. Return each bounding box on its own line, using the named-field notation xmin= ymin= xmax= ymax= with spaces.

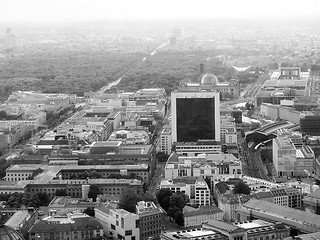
xmin=1 ymin=0 xmax=320 ymax=22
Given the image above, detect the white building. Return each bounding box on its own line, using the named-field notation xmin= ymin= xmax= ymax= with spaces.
xmin=220 ymin=115 xmax=237 ymax=144
xmin=183 ymin=205 xmax=223 ymax=227
xmin=108 ymin=129 xmax=149 ymax=145
xmin=174 ymin=140 xmax=221 ymax=157
xmin=164 ymin=153 xmax=242 ymax=180
xmin=195 ymin=178 xmax=211 ymax=205
xmin=160 ymin=128 xmax=172 ymax=154
xmin=160 ymin=177 xmax=211 ymax=206
xmin=273 ymin=136 xmax=315 ymax=177
xmin=108 ymin=209 xmax=140 ymax=240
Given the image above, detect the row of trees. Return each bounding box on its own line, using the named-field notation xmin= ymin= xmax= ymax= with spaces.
xmin=5 ymin=192 xmax=50 ymax=208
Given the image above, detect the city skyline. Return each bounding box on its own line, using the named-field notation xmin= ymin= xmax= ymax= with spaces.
xmin=2 ymin=0 xmax=320 ymax=23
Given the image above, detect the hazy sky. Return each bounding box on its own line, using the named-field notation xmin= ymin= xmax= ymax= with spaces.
xmin=1 ymin=0 xmax=320 ymax=22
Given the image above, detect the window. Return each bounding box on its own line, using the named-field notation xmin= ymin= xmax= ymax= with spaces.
xmin=111 ymin=224 xmax=115 ymax=230
xmin=131 ymin=237 xmax=136 ymax=240
xmin=125 ymin=230 xmax=132 ymax=236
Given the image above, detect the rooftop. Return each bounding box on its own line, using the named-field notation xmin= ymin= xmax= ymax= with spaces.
xmin=241 ymin=199 xmax=320 ymax=229
xmin=183 ymin=205 xmax=223 ymax=218
xmin=162 ymin=228 xmax=225 ymax=240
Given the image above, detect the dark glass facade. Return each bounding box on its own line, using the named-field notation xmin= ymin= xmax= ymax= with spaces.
xmin=300 ymin=115 xmax=320 ymax=136
xmin=176 ymin=98 xmax=215 ymax=142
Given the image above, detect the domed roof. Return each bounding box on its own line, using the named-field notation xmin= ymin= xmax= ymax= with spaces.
xmin=0 ymin=224 xmax=25 ymax=240
xmin=200 ymin=73 xmax=218 ymax=86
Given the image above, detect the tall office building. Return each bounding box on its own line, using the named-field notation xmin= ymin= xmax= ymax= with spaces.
xmin=171 ymin=91 xmax=220 ymax=143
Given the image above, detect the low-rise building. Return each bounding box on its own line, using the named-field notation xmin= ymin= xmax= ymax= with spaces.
xmin=4 ymin=164 xmax=46 ymax=181
xmin=302 ymin=188 xmax=320 ymax=214
xmin=183 ymin=205 xmax=223 ymax=227
xmin=160 ymin=177 xmax=211 ymax=206
xmin=162 ymin=219 xmax=290 ymax=240
xmin=218 ymin=193 xmax=253 ymax=222
xmin=174 ymin=140 xmax=221 ymax=157
xmin=164 ymin=153 xmax=242 ymax=180
xmin=48 ymin=196 xmax=99 ymax=215
xmin=5 ymin=209 xmax=36 ymax=239
xmin=238 ymin=199 xmax=320 ymax=233
xmin=28 ymin=213 xmax=103 ymax=240
xmin=273 ymin=136 xmax=315 ymax=177
xmin=108 ymin=129 xmax=150 ymax=145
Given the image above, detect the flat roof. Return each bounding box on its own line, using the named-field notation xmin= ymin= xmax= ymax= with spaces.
xmin=162 ymin=229 xmax=221 ymax=239
xmin=6 ymin=164 xmax=47 ymax=172
xmin=234 ymin=220 xmax=273 ymax=229
xmin=92 ymin=141 xmax=122 ymax=147
xmin=241 ymin=199 xmax=320 ymax=229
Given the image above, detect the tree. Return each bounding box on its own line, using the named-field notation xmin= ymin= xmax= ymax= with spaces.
xmin=155 ymin=152 xmax=169 ymax=162
xmin=6 ymin=192 xmax=41 ymax=208
xmin=233 ymin=181 xmax=251 ymax=195
xmin=169 ymin=193 xmax=187 ymax=209
xmin=37 ymin=192 xmax=50 ymax=206
xmin=118 ymin=188 xmax=141 ymax=213
xmin=84 ymin=207 xmax=95 ymax=217
xmin=173 ymin=210 xmax=184 ymax=226
xmin=88 ymin=185 xmax=102 ymax=202
xmin=156 ymin=188 xmax=172 ymax=212
xmin=167 ymin=206 xmax=184 ymax=226
xmin=0 ymin=111 xmax=7 ymax=120
xmin=245 ymin=101 xmax=255 ymax=110
xmin=55 ymin=189 xmax=68 ymax=196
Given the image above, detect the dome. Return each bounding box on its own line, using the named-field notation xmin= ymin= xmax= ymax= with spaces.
xmin=0 ymin=224 xmax=25 ymax=240
xmin=200 ymin=73 xmax=218 ymax=86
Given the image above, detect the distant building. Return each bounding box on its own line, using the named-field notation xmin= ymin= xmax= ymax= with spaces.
xmin=108 ymin=129 xmax=149 ymax=145
xmin=273 ymin=136 xmax=315 ymax=177
xmin=221 ymin=109 xmax=242 ymax=124
xmin=302 ymin=188 xmax=320 ymax=215
xmin=309 ymin=64 xmax=320 ymax=96
xmin=300 ymin=115 xmax=320 ymax=136
xmin=256 ymin=67 xmax=309 ymax=106
xmin=178 ymin=73 xmax=240 ymax=100
xmin=0 ymin=132 xmax=8 ymax=154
